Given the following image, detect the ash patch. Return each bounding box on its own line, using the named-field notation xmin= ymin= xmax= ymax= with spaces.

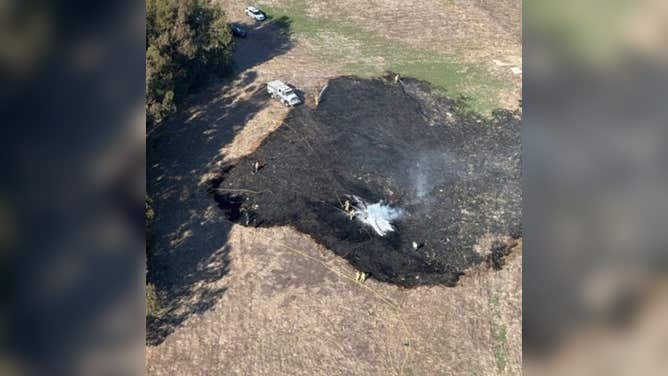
xmin=212 ymin=74 xmax=521 ymax=286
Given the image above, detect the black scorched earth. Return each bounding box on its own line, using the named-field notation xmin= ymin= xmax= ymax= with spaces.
xmin=211 ymin=75 xmax=521 ymax=287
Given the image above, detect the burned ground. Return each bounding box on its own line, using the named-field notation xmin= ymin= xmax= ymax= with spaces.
xmin=211 ymin=75 xmax=521 ymax=286
xmin=148 ymin=1 xmax=523 ymax=372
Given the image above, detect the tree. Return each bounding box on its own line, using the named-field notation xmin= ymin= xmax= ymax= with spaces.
xmin=146 ymin=0 xmax=233 ymax=127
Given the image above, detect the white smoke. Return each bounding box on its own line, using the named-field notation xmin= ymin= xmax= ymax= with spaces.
xmin=409 ymin=150 xmax=459 ymax=200
xmin=350 ymin=195 xmax=403 ymax=236
xmin=415 ymin=166 xmax=429 ymax=198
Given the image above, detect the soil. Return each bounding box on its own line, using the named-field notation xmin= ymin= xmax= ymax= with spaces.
xmin=147 ymin=3 xmax=523 ymax=374
xmin=211 ymin=74 xmax=521 ymax=286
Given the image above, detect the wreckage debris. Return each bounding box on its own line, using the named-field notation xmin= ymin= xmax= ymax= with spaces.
xmin=349 ymin=195 xmax=402 ymax=237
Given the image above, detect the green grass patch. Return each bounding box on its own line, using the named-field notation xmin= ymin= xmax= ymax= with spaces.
xmin=497 ymin=324 xmax=508 ymax=343
xmin=494 ymin=324 xmax=508 ymax=371
xmin=259 ymin=1 xmax=508 ymax=114
xmin=146 ymin=283 xmax=162 ymax=318
xmin=495 ymin=345 xmax=508 ymax=372
xmin=490 ymin=294 xmax=508 ymax=372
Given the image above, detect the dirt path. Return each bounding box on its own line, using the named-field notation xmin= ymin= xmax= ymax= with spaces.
xmin=147 ymin=4 xmax=521 ymax=375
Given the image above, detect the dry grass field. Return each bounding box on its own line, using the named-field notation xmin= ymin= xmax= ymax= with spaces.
xmin=147 ymin=1 xmax=522 ymax=374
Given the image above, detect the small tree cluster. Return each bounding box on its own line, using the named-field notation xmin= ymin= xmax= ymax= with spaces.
xmin=146 ymin=0 xmax=233 ymax=126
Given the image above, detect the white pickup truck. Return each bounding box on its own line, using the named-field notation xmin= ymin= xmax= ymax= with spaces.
xmin=267 ymin=80 xmax=302 ymax=107
xmin=244 ymin=6 xmax=266 ymax=21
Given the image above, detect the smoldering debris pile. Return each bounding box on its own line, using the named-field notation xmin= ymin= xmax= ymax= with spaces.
xmin=211 ymin=74 xmax=521 ymax=286
xmin=349 ymin=196 xmax=403 ymax=237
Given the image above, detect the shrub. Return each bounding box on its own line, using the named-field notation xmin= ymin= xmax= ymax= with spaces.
xmin=146 ymin=283 xmax=161 ymax=317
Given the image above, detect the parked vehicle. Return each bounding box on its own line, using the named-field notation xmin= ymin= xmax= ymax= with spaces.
xmin=230 ymin=24 xmax=247 ymax=38
xmin=244 ymin=6 xmax=266 ymax=21
xmin=267 ymin=80 xmax=301 ymax=107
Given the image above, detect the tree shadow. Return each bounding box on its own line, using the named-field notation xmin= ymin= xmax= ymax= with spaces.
xmin=266 ymin=15 xmax=293 ymax=32
xmin=145 ymin=16 xmax=294 ymax=347
xmin=146 ymin=241 xmax=231 ymax=346
xmin=232 ymin=16 xmax=294 ymax=73
xmin=146 ymin=78 xmax=269 ymax=347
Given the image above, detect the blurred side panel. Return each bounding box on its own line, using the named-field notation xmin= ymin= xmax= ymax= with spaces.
xmin=1 ymin=0 xmax=145 ymax=375
xmin=524 ymin=0 xmax=668 ymax=374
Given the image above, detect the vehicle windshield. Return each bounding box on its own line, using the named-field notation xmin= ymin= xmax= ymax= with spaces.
xmin=250 ymin=9 xmax=261 ymax=15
